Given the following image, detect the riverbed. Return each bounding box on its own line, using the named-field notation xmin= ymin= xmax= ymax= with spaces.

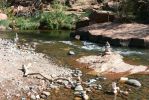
xmin=0 ymin=30 xmax=149 ymax=100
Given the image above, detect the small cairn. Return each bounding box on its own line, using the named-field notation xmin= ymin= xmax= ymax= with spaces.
xmin=103 ymin=41 xmax=112 ymax=55
xmin=112 ymin=82 xmax=120 ymax=95
xmin=14 ymin=33 xmax=19 ymax=43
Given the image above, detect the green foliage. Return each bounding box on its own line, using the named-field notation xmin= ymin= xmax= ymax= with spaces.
xmin=14 ymin=17 xmax=40 ymax=30
xmin=41 ymin=11 xmax=76 ymax=30
xmin=0 ymin=0 xmax=7 ymax=9
xmin=0 ymin=20 xmax=10 ymax=27
xmin=40 ymin=2 xmax=76 ymax=30
xmin=116 ymin=0 xmax=149 ymax=22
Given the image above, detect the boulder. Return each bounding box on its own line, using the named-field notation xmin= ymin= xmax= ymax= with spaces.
xmin=89 ymin=10 xmax=115 ymax=23
xmin=76 ymin=19 xmax=90 ymax=29
xmin=0 ymin=13 xmax=7 ymax=20
xmin=0 ymin=26 xmax=6 ymax=31
xmin=126 ymin=79 xmax=141 ymax=87
xmin=71 ymin=22 xmax=149 ymax=48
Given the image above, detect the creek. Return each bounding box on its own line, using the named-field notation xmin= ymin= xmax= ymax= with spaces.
xmin=1 ymin=30 xmax=149 ymax=100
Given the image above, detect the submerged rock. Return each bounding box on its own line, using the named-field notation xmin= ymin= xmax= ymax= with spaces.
xmin=126 ymin=79 xmax=141 ymax=87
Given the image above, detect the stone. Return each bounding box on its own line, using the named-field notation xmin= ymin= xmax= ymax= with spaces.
xmin=0 ymin=13 xmax=7 ymax=20
xmin=97 ymin=84 xmax=102 ymax=90
xmin=68 ymin=50 xmax=75 ymax=55
xmin=42 ymin=91 xmax=50 ymax=96
xmin=76 ymin=20 xmax=90 ymax=29
xmin=75 ymin=35 xmax=81 ymax=40
xmin=89 ymin=10 xmax=115 ymax=24
xmin=30 ymin=94 xmax=36 ymax=100
xmin=21 ymin=97 xmax=26 ymax=100
xmin=36 ymin=95 xmax=40 ymax=99
xmin=112 ymin=82 xmax=119 ymax=94
xmin=72 ymin=22 xmax=149 ymax=48
xmin=40 ymin=94 xmax=47 ymax=99
xmin=87 ymin=79 xmax=96 ymax=84
xmin=119 ymin=77 xmax=129 ymax=83
xmin=120 ymin=90 xmax=129 ymax=96
xmin=81 ymin=91 xmax=89 ymax=100
xmin=126 ymin=79 xmax=141 ymax=87
xmin=74 ymin=96 xmax=82 ymax=100
xmin=75 ymin=84 xmax=83 ymax=91
xmin=0 ymin=25 xmax=6 ymax=31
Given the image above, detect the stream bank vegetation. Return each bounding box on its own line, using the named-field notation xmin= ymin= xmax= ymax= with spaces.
xmin=0 ymin=0 xmax=80 ymax=30
xmin=0 ymin=0 xmax=149 ymax=30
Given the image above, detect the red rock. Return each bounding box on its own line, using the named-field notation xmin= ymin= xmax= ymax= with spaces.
xmin=0 ymin=12 xmax=7 ymax=20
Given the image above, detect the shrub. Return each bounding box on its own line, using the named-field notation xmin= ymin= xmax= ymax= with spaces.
xmin=14 ymin=17 xmax=40 ymax=30
xmin=0 ymin=20 xmax=10 ymax=28
xmin=40 ymin=1 xmax=77 ymax=30
xmin=41 ymin=11 xmax=76 ymax=30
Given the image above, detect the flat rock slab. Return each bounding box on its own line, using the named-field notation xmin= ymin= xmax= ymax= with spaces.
xmin=76 ymin=53 xmax=148 ymax=76
xmin=72 ymin=22 xmax=149 ymax=48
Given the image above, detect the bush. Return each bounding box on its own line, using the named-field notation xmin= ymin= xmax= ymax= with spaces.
xmin=116 ymin=0 xmax=149 ymax=22
xmin=40 ymin=1 xmax=77 ymax=30
xmin=14 ymin=17 xmax=40 ymax=30
xmin=0 ymin=20 xmax=10 ymax=28
xmin=41 ymin=11 xmax=76 ymax=30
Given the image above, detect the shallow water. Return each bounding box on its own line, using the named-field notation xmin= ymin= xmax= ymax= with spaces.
xmin=1 ymin=30 xmax=149 ymax=100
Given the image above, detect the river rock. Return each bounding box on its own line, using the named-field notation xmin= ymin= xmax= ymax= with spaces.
xmin=40 ymin=94 xmax=47 ymax=99
xmin=119 ymin=77 xmax=129 ymax=83
xmin=36 ymin=95 xmax=40 ymax=99
xmin=89 ymin=10 xmax=115 ymax=24
xmin=30 ymin=94 xmax=36 ymax=100
xmin=0 ymin=13 xmax=7 ymax=20
xmin=126 ymin=79 xmax=141 ymax=87
xmin=42 ymin=91 xmax=50 ymax=96
xmin=81 ymin=91 xmax=89 ymax=100
xmin=75 ymin=84 xmax=83 ymax=91
xmin=68 ymin=50 xmax=75 ymax=55
xmin=0 ymin=25 xmax=6 ymax=31
xmin=87 ymin=79 xmax=96 ymax=84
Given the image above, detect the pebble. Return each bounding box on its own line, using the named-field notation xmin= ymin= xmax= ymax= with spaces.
xmin=36 ymin=95 xmax=40 ymax=99
xmin=87 ymin=79 xmax=96 ymax=84
xmin=126 ymin=79 xmax=141 ymax=87
xmin=119 ymin=77 xmax=129 ymax=83
xmin=75 ymin=84 xmax=83 ymax=91
xmin=40 ymin=94 xmax=47 ymax=99
xmin=81 ymin=91 xmax=89 ymax=100
xmin=74 ymin=96 xmax=82 ymax=100
xmin=21 ymin=97 xmax=26 ymax=100
xmin=42 ymin=91 xmax=50 ymax=96
xmin=112 ymin=82 xmax=119 ymax=94
xmin=120 ymin=90 xmax=129 ymax=96
xmin=30 ymin=94 xmax=36 ymax=100
xmin=97 ymin=84 xmax=102 ymax=90
xmin=68 ymin=50 xmax=75 ymax=55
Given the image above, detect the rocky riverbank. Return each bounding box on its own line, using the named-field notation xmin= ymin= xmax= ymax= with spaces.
xmin=0 ymin=38 xmax=73 ymax=99
xmin=71 ymin=22 xmax=149 ymax=48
